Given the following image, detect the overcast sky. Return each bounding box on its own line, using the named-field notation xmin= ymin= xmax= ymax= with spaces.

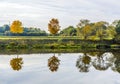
xmin=0 ymin=0 xmax=120 ymax=30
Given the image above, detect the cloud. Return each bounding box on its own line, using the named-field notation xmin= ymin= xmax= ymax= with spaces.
xmin=0 ymin=0 xmax=120 ymax=31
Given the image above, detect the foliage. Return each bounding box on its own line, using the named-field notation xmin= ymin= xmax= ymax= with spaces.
xmin=48 ymin=18 xmax=60 ymax=34
xmin=82 ymin=25 xmax=92 ymax=39
xmin=93 ymin=21 xmax=108 ymax=40
xmin=22 ymin=27 xmax=48 ymax=36
xmin=114 ymin=20 xmax=120 ymax=34
xmin=10 ymin=20 xmax=23 ymax=34
xmin=106 ymin=25 xmax=116 ymax=38
xmin=77 ymin=19 xmax=90 ymax=28
xmin=0 ymin=19 xmax=119 ymax=41
xmin=60 ymin=26 xmax=77 ymax=36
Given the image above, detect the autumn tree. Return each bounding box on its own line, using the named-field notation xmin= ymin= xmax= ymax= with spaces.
xmin=10 ymin=20 xmax=23 ymax=34
xmin=48 ymin=18 xmax=60 ymax=35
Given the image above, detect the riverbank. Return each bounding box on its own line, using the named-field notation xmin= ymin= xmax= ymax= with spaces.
xmin=0 ymin=36 xmax=120 ymax=50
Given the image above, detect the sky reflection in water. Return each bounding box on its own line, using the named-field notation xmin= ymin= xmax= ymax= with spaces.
xmin=0 ymin=52 xmax=120 ymax=84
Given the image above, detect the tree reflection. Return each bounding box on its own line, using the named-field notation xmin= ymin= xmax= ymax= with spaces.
xmin=111 ymin=52 xmax=120 ymax=73
xmin=48 ymin=54 xmax=60 ymax=72
xmin=10 ymin=55 xmax=23 ymax=71
xmin=76 ymin=53 xmax=91 ymax=72
xmin=92 ymin=52 xmax=112 ymax=71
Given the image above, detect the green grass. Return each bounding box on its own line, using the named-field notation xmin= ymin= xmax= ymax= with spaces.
xmin=0 ymin=36 xmax=82 ymax=40
xmin=0 ymin=36 xmax=114 ymax=40
xmin=0 ymin=36 xmax=119 ymax=50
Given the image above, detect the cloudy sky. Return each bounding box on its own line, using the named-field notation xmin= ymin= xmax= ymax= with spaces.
xmin=0 ymin=0 xmax=120 ymax=30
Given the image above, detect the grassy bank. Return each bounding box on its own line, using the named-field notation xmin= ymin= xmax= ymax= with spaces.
xmin=0 ymin=36 xmax=119 ymax=49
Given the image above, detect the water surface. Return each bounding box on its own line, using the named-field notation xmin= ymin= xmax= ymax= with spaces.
xmin=0 ymin=52 xmax=120 ymax=84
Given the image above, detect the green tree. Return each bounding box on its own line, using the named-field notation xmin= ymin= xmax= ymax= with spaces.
xmin=3 ymin=24 xmax=10 ymax=31
xmin=114 ymin=20 xmax=120 ymax=34
xmin=93 ymin=21 xmax=109 ymax=40
xmin=77 ymin=19 xmax=90 ymax=28
xmin=111 ymin=20 xmax=120 ymax=40
xmin=60 ymin=26 xmax=77 ymax=36
xmin=106 ymin=25 xmax=116 ymax=39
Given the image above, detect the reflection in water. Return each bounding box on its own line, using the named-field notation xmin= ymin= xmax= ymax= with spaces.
xmin=76 ymin=53 xmax=91 ymax=72
xmin=92 ymin=52 xmax=111 ymax=71
xmin=76 ymin=52 xmax=120 ymax=73
xmin=10 ymin=55 xmax=24 ymax=71
xmin=111 ymin=52 xmax=120 ymax=73
xmin=114 ymin=59 xmax=120 ymax=73
xmin=48 ymin=55 xmax=60 ymax=72
xmin=6 ymin=51 xmax=120 ymax=74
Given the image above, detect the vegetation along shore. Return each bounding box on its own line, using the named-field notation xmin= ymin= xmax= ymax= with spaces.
xmin=0 ymin=18 xmax=120 ymax=50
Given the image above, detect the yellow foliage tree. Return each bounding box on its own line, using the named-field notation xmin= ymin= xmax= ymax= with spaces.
xmin=10 ymin=20 xmax=23 ymax=34
xmin=48 ymin=18 xmax=60 ymax=34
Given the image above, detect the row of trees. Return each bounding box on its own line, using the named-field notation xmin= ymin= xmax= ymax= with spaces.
xmin=0 ymin=25 xmax=48 ymax=36
xmin=60 ymin=19 xmax=120 ymax=40
xmin=0 ymin=19 xmax=120 ymax=40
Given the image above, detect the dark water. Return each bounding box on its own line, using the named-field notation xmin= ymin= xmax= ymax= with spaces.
xmin=0 ymin=51 xmax=120 ymax=84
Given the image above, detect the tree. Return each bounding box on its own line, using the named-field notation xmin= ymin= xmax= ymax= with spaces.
xmin=10 ymin=20 xmax=23 ymax=34
xmin=106 ymin=25 xmax=116 ymax=39
xmin=77 ymin=19 xmax=90 ymax=28
xmin=93 ymin=21 xmax=109 ymax=40
xmin=110 ymin=20 xmax=120 ymax=40
xmin=48 ymin=18 xmax=60 ymax=35
xmin=114 ymin=20 xmax=120 ymax=35
xmin=60 ymin=26 xmax=77 ymax=36
xmin=76 ymin=19 xmax=91 ymax=39
xmin=82 ymin=25 xmax=92 ymax=39
xmin=3 ymin=24 xmax=10 ymax=31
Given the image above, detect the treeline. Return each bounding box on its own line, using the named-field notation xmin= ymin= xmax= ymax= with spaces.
xmin=0 ymin=24 xmax=48 ymax=36
xmin=60 ymin=19 xmax=120 ymax=40
xmin=0 ymin=19 xmax=120 ymax=40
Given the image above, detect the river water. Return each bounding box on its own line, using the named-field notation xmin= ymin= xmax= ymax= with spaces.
xmin=0 ymin=51 xmax=120 ymax=84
